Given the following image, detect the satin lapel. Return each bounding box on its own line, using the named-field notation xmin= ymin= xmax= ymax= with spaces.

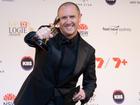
xmin=73 ymin=38 xmax=87 ymax=75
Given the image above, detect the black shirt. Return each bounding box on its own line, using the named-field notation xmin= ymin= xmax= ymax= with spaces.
xmin=55 ymin=31 xmax=80 ymax=84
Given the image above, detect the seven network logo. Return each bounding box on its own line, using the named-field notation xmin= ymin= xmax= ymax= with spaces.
xmin=106 ymin=0 xmax=116 ymax=5
xmin=96 ymin=57 xmax=128 ymax=69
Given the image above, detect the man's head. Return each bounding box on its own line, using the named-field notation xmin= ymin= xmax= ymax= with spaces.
xmin=57 ymin=2 xmax=82 ymax=39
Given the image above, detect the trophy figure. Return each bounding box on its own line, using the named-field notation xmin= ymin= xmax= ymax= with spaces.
xmin=37 ymin=17 xmax=60 ymax=44
xmin=32 ymin=17 xmax=60 ymax=50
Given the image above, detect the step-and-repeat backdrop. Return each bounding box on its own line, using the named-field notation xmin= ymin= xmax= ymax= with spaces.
xmin=0 ymin=0 xmax=140 ymax=105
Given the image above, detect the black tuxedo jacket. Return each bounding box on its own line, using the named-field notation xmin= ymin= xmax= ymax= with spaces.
xmin=14 ymin=30 xmax=97 ymax=105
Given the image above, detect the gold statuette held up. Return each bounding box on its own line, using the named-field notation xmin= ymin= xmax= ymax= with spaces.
xmin=45 ymin=17 xmax=60 ymax=44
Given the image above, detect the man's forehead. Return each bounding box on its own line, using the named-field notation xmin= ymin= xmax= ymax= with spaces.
xmin=58 ymin=6 xmax=79 ymax=16
xmin=59 ymin=4 xmax=77 ymax=11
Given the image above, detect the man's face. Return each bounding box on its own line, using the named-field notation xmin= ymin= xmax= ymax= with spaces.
xmin=58 ymin=5 xmax=81 ymax=39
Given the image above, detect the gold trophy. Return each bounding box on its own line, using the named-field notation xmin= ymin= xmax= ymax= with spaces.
xmin=37 ymin=17 xmax=60 ymax=44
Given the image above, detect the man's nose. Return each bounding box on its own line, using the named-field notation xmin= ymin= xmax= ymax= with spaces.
xmin=65 ymin=16 xmax=72 ymax=23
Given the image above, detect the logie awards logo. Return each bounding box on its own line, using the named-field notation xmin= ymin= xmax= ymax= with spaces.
xmin=8 ymin=20 xmax=33 ymax=36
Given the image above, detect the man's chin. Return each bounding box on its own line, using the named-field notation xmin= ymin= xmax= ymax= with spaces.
xmin=65 ymin=29 xmax=75 ymax=34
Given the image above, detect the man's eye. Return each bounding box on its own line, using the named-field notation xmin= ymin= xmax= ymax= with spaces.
xmin=61 ymin=16 xmax=67 ymax=20
xmin=60 ymin=15 xmax=75 ymax=20
xmin=70 ymin=16 xmax=75 ymax=19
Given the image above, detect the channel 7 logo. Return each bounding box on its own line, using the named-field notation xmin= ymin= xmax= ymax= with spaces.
xmin=96 ymin=57 xmax=128 ymax=69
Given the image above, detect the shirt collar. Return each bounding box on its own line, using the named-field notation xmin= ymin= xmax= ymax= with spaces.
xmin=57 ymin=29 xmax=80 ymax=46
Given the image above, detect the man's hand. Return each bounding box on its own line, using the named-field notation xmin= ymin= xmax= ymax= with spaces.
xmin=72 ymin=88 xmax=86 ymax=102
xmin=36 ymin=27 xmax=53 ymax=40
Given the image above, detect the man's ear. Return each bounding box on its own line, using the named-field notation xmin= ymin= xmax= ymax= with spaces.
xmin=79 ymin=13 xmax=82 ymax=23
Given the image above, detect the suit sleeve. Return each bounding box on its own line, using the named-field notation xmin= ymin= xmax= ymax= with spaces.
xmin=24 ymin=31 xmax=48 ymax=50
xmin=81 ymin=49 xmax=97 ymax=104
